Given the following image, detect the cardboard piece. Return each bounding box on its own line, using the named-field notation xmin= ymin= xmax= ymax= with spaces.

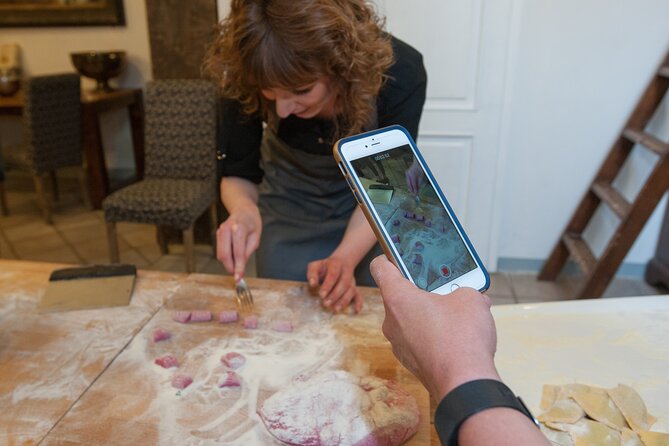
xmin=39 ymin=265 xmax=137 ymax=313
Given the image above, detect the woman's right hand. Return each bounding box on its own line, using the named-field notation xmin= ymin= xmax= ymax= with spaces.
xmin=216 ymin=204 xmax=262 ymax=281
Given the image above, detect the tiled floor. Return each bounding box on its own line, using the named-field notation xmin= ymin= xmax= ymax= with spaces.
xmin=1 ymin=169 xmax=666 ymax=305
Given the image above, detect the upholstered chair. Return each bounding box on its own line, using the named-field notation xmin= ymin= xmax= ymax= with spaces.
xmin=102 ymin=80 xmax=218 ymax=273
xmin=1 ymin=73 xmax=88 ymax=223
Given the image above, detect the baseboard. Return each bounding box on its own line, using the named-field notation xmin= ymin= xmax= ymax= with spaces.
xmin=496 ymin=257 xmax=649 ymax=278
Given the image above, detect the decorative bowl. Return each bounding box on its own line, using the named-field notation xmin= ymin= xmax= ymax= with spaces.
xmin=70 ymin=51 xmax=126 ymax=92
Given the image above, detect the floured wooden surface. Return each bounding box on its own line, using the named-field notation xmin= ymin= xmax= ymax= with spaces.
xmin=0 ymin=260 xmax=184 ymax=445
xmin=492 ymin=296 xmax=669 ymax=436
xmin=44 ymin=274 xmax=429 ymax=445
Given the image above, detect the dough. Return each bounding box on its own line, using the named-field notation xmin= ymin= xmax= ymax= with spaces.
xmin=154 ymin=354 xmax=179 ymax=369
xmin=621 ymin=428 xmax=643 ymax=446
xmin=608 ymin=384 xmax=657 ymax=432
xmin=219 ymin=310 xmax=239 ymax=323
xmin=243 ymin=315 xmax=258 ymax=329
xmin=220 ymin=352 xmax=246 ymax=369
xmin=540 ymin=425 xmax=574 ymax=446
xmin=172 ymin=374 xmax=193 ymax=389
xmin=537 ymin=398 xmax=585 ymax=424
xmin=568 ymin=384 xmax=628 ymax=430
xmin=258 ymin=370 xmax=419 ymax=446
xmin=637 ymin=430 xmax=669 ymax=446
xmin=152 ymin=328 xmax=171 ymax=342
xmin=564 ymin=419 xmax=621 ymax=446
xmin=271 ymin=320 xmax=294 ymax=332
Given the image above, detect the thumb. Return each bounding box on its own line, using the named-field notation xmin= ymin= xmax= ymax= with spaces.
xmin=370 ymin=255 xmax=405 ymax=292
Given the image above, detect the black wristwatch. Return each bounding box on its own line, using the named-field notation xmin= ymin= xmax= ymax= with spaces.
xmin=434 ymin=379 xmax=539 ymax=446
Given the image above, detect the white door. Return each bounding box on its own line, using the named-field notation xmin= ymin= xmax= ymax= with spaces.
xmin=378 ymin=0 xmax=515 ymax=270
xmin=216 ymin=0 xmax=515 ymax=269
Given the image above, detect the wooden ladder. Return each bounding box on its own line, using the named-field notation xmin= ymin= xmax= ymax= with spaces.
xmin=538 ymin=49 xmax=669 ymax=299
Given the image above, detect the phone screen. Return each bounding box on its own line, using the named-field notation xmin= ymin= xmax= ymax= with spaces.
xmin=350 ymin=144 xmax=478 ymax=291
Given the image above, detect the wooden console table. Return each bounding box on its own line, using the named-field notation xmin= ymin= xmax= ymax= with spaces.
xmin=81 ymin=88 xmax=145 ymax=208
xmin=0 ymin=88 xmax=144 ymax=209
xmin=0 ymin=90 xmax=23 ymax=116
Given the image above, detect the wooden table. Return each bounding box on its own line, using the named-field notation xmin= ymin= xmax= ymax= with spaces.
xmin=0 ymin=88 xmax=145 ymax=209
xmin=0 ymin=261 xmax=430 ymax=445
xmin=0 ymin=90 xmax=23 ymax=116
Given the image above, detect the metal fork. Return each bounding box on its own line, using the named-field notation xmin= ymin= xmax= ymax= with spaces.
xmin=235 ymin=278 xmax=254 ymax=310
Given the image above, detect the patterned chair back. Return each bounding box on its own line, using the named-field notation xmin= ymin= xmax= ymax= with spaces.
xmin=143 ymin=80 xmax=217 ymax=182
xmin=23 ymin=73 xmax=82 ymax=174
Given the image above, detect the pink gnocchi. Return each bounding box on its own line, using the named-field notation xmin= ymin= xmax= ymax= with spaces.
xmin=190 ymin=310 xmax=212 ymax=322
xmin=155 ymin=355 xmax=179 ymax=369
xmin=171 ymin=374 xmax=193 ymax=389
xmin=220 ymin=352 xmax=246 ymax=369
xmin=152 ymin=328 xmax=171 ymax=343
xmin=271 ymin=320 xmax=294 ymax=333
xmin=218 ymin=371 xmax=241 ymax=388
xmin=219 ymin=310 xmax=239 ymax=324
xmin=243 ymin=315 xmax=258 ymax=329
xmin=172 ymin=311 xmax=191 ymax=323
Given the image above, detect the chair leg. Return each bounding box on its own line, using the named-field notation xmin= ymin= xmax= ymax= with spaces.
xmin=50 ymin=171 xmax=59 ymax=202
xmin=33 ymin=174 xmax=52 ymax=225
xmin=106 ymin=221 xmax=120 ymax=263
xmin=78 ymin=166 xmax=92 ymax=209
xmin=183 ymin=227 xmax=195 ymax=273
xmin=209 ymin=201 xmax=218 ymax=257
xmin=156 ymin=226 xmax=168 ymax=254
xmin=0 ymin=181 xmax=8 ymax=216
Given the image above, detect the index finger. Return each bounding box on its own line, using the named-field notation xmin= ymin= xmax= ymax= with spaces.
xmin=231 ymin=223 xmax=248 ymax=281
xmin=216 ymin=225 xmax=234 ymax=274
xmin=319 ymin=262 xmax=342 ymax=298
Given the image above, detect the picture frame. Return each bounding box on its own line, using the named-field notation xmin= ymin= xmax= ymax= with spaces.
xmin=0 ymin=0 xmax=125 ymax=27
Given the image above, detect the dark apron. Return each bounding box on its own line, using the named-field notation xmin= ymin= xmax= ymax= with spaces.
xmin=256 ymin=129 xmax=380 ymax=285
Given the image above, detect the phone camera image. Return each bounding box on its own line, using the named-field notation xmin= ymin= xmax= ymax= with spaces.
xmin=350 ymin=144 xmax=477 ymax=291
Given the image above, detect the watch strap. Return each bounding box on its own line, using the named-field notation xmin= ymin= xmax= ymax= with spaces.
xmin=434 ymin=379 xmax=538 ymax=446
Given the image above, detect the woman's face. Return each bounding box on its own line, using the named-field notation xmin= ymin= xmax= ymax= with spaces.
xmin=261 ymin=77 xmax=336 ymax=120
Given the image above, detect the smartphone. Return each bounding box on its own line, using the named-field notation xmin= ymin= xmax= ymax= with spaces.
xmin=334 ymin=125 xmax=489 ymax=294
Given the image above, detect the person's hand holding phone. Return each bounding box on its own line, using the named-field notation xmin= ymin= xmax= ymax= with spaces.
xmin=307 ymin=255 xmax=363 ymax=313
xmin=405 ymin=158 xmax=425 ymax=196
xmin=216 ymin=203 xmax=262 ymax=281
xmin=370 ymin=255 xmax=499 ymax=401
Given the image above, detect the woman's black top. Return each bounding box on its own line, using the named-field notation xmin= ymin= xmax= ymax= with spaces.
xmin=217 ymin=35 xmax=427 ymax=184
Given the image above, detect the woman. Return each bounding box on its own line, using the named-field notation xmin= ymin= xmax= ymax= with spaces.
xmin=204 ymin=0 xmax=426 ymax=313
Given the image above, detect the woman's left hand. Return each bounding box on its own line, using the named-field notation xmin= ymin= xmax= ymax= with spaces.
xmin=307 ymin=256 xmax=363 ymax=313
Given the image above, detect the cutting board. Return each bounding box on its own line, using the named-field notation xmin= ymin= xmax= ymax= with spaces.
xmin=43 ymin=274 xmax=431 ymax=445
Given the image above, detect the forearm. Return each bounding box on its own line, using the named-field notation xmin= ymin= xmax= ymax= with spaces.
xmin=331 ymin=207 xmax=376 ymax=266
xmin=220 ymin=176 xmax=259 ymax=213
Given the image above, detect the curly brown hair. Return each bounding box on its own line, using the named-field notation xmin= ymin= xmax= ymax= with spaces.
xmin=203 ymin=0 xmax=394 ymax=139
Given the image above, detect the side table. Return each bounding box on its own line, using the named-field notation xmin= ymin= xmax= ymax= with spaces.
xmin=81 ymin=88 xmax=144 ymax=209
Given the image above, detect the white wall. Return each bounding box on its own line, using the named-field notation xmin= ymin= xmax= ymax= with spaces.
xmin=498 ymin=0 xmax=669 ymax=273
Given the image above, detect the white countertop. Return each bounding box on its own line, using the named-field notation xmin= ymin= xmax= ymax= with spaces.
xmin=492 ymin=295 xmax=669 ymax=432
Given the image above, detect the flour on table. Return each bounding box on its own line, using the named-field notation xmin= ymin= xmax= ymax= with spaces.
xmin=258 ymin=370 xmax=420 ymax=446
